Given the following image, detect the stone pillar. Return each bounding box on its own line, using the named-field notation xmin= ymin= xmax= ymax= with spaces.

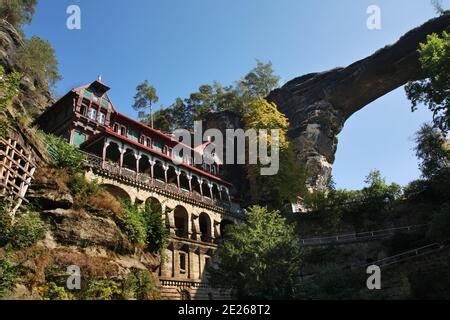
xmin=187 ymin=211 xmax=193 ymax=239
xmin=135 ymin=152 xmax=141 ymax=177
xmin=118 ymin=147 xmax=126 ymax=174
xmin=165 ymin=207 xmax=175 ymax=236
xmin=226 ymin=188 xmax=231 ymax=202
xmin=187 ymin=173 xmax=192 ymax=192
xmin=162 ymin=163 xmax=169 ymax=183
xmin=191 ymin=213 xmax=200 ymax=240
xmin=188 ymin=245 xmax=198 ymax=280
xmin=102 ymin=139 xmax=110 ymax=168
xmin=149 ymin=158 xmax=155 ymax=179
xmin=175 ymin=168 xmax=181 ymax=189
xmin=199 ymin=179 xmax=204 ymax=196
xmin=208 ymin=183 xmax=214 ymax=200
xmin=219 ymin=186 xmax=223 ymax=200
xmin=214 ymin=220 xmax=221 ymax=240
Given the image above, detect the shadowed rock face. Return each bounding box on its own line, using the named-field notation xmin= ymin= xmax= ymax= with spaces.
xmin=267 ymin=13 xmax=450 ymax=191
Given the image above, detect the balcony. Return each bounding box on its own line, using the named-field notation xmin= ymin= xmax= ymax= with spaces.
xmin=81 ymin=151 xmax=244 ymax=217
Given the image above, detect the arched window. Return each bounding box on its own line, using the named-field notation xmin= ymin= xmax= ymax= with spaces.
xmin=174 ymin=206 xmax=189 ymax=238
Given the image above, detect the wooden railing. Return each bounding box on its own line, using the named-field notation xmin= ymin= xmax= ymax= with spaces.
xmin=81 ymin=151 xmax=244 ymax=217
xmin=0 ymin=134 xmax=36 ymax=217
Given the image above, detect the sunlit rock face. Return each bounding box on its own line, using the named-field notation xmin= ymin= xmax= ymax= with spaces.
xmin=267 ymin=12 xmax=450 ymax=191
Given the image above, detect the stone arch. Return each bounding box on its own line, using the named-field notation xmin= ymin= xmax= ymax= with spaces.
xmin=174 ymin=205 xmax=189 ymax=238
xmin=139 ymin=154 xmax=151 ymax=176
xmin=167 ymin=165 xmax=178 ymax=186
xmin=199 ymin=212 xmax=212 ymax=243
xmin=212 ymin=183 xmax=221 ymax=200
xmin=153 ymin=159 xmax=165 ymax=181
xmin=179 ymin=171 xmax=190 ymax=191
xmin=145 ymin=196 xmax=162 ymax=215
xmin=105 ymin=141 xmax=120 ymax=163
xmin=101 ymin=184 xmax=131 ymax=203
xmin=191 ymin=175 xmax=202 ymax=195
xmin=122 ymin=148 xmax=137 ymax=171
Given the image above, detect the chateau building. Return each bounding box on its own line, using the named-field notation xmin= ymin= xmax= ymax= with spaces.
xmin=36 ymin=79 xmax=243 ymax=300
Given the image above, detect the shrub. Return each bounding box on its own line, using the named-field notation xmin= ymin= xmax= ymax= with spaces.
xmin=0 ymin=256 xmax=18 ymax=297
xmin=123 ymin=269 xmax=158 ymax=300
xmin=83 ymin=279 xmax=121 ymax=300
xmin=0 ymin=0 xmax=37 ymax=28
xmin=10 ymin=211 xmax=47 ymax=249
xmin=42 ymin=133 xmax=85 ymax=173
xmin=142 ymin=205 xmax=168 ymax=254
xmin=67 ymin=173 xmax=101 ymax=206
xmin=40 ymin=282 xmax=74 ymax=300
xmin=122 ymin=203 xmax=147 ymax=246
xmin=86 ymin=191 xmax=124 ymax=217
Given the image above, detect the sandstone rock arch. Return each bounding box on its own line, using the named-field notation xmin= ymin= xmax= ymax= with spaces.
xmin=267 ymin=13 xmax=450 ymax=191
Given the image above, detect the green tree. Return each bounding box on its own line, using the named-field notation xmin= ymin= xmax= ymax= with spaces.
xmin=208 ymin=206 xmax=302 ymax=299
xmin=0 ymin=0 xmax=37 ymax=28
xmin=242 ymin=98 xmax=307 ymax=207
xmin=238 ymin=60 xmax=280 ymax=99
xmin=17 ymin=36 xmax=62 ymax=88
xmin=133 ymin=80 xmax=159 ymax=127
xmin=0 ymin=66 xmax=21 ymax=111
xmin=414 ymin=123 xmax=449 ymax=178
xmin=405 ymin=30 xmax=450 ymax=133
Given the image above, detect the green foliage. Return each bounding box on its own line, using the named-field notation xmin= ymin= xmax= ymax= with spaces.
xmin=133 ymin=80 xmax=159 ymax=123
xmin=405 ymin=30 xmax=450 ymax=133
xmin=208 ymin=206 xmax=302 ymax=299
xmin=40 ymin=282 xmax=74 ymax=300
xmin=150 ymin=60 xmax=279 ymax=131
xmin=0 ymin=0 xmax=37 ymax=28
xmin=414 ymin=123 xmax=449 ymax=178
xmin=427 ymin=203 xmax=450 ymax=242
xmin=0 ymin=256 xmax=18 ymax=298
xmin=43 ymin=133 xmax=85 ymax=173
xmin=67 ymin=173 xmax=101 ymax=206
xmin=242 ymin=98 xmax=307 ymax=207
xmin=83 ymin=279 xmax=121 ymax=300
xmin=10 ymin=210 xmax=47 ymax=248
xmin=17 ymin=36 xmax=62 ymax=88
xmin=0 ymin=65 xmax=21 ymax=111
xmin=237 ymin=60 xmax=280 ymax=99
xmin=123 ymin=269 xmax=158 ymax=300
xmin=120 ymin=202 xmax=168 ymax=253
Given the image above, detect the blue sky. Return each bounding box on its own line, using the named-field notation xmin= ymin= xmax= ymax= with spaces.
xmin=24 ymin=0 xmax=444 ymax=190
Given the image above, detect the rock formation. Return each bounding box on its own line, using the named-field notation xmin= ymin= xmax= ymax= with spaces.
xmin=267 ymin=12 xmax=450 ymax=191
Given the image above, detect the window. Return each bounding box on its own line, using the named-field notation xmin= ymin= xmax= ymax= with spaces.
xmin=83 ymin=90 xmax=93 ymax=99
xmin=127 ymin=129 xmax=140 ymax=142
xmin=98 ymin=112 xmax=106 ymax=124
xmin=113 ymin=123 xmax=119 ymax=133
xmin=179 ymin=253 xmax=186 ymax=274
xmin=73 ymin=130 xmax=86 ymax=146
xmin=140 ymin=136 xmax=145 ymax=145
xmin=120 ymin=126 xmax=126 ymax=136
xmin=88 ymin=108 xmax=97 ymax=121
xmin=146 ymin=138 xmax=152 ymax=147
xmin=101 ymin=98 xmax=109 ymax=108
xmin=80 ymin=105 xmax=87 ymax=116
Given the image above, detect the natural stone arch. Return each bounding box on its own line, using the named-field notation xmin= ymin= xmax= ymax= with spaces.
xmin=101 ymin=184 xmax=131 ymax=203
xmin=199 ymin=212 xmax=212 ymax=243
xmin=174 ymin=205 xmax=189 ymax=238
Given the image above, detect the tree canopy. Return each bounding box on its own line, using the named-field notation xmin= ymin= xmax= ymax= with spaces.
xmin=133 ymin=80 xmax=159 ymax=126
xmin=0 ymin=0 xmax=37 ymax=28
xmin=405 ymin=29 xmax=450 ymax=134
xmin=208 ymin=206 xmax=301 ymax=299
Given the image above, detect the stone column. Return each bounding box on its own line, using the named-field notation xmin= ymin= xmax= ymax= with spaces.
xmin=188 ymin=245 xmax=198 ymax=280
xmin=165 ymin=206 xmax=175 ymax=236
xmin=175 ymin=168 xmax=181 ymax=189
xmin=214 ymin=220 xmax=221 ymax=240
xmin=134 ymin=152 xmax=141 ymax=177
xmin=102 ymin=140 xmax=110 ymax=169
xmin=187 ymin=173 xmax=192 ymax=192
xmin=199 ymin=179 xmax=204 ymax=196
xmin=118 ymin=146 xmax=126 ymax=174
xmin=208 ymin=183 xmax=214 ymax=200
xmin=191 ymin=213 xmax=200 ymax=240
xmin=149 ymin=158 xmax=155 ymax=179
xmin=162 ymin=163 xmax=169 ymax=183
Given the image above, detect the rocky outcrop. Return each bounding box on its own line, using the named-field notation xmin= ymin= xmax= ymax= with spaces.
xmin=0 ymin=19 xmax=53 ymax=117
xmin=267 ymin=12 xmax=450 ymax=190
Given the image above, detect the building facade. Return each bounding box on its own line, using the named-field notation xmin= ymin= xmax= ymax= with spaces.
xmin=36 ymin=79 xmax=243 ymax=300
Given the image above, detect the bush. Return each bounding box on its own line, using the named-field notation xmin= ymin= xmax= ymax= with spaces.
xmin=43 ymin=133 xmax=85 ymax=173
xmin=83 ymin=279 xmax=121 ymax=300
xmin=123 ymin=269 xmax=158 ymax=300
xmin=67 ymin=173 xmax=101 ymax=206
xmin=0 ymin=256 xmax=18 ymax=298
xmin=142 ymin=205 xmax=168 ymax=254
xmin=40 ymin=282 xmax=74 ymax=300
xmin=10 ymin=211 xmax=47 ymax=248
xmin=122 ymin=202 xmax=147 ymax=246
xmin=86 ymin=191 xmax=124 ymax=217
